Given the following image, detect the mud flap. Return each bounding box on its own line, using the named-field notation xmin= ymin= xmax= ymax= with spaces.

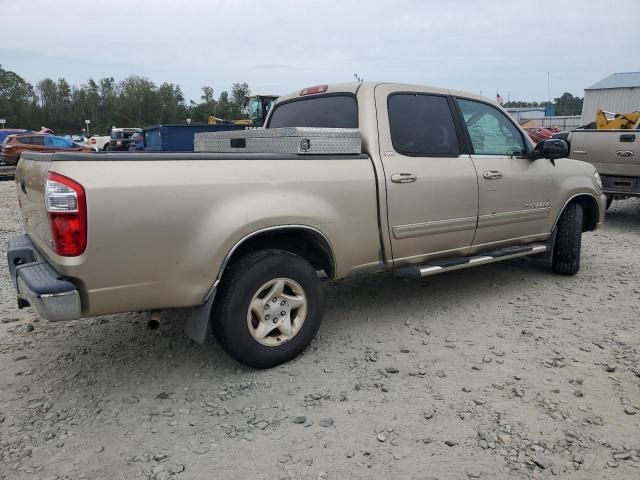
xmin=180 ymin=293 xmax=216 ymax=344
xmin=534 ymin=227 xmax=557 ymax=267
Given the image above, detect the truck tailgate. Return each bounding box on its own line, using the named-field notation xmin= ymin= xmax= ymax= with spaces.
xmin=569 ymin=130 xmax=640 ymax=177
xmin=15 ymin=153 xmax=53 ymax=256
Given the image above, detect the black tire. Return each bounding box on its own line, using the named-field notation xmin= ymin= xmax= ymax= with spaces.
xmin=103 ymin=143 xmax=110 ymax=151
xmin=212 ymin=249 xmax=324 ymax=368
xmin=552 ymin=202 xmax=583 ymax=275
xmin=605 ymin=195 xmax=613 ymax=211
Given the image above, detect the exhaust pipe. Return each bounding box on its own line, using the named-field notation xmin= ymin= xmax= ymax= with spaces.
xmin=148 ymin=310 xmax=161 ymax=329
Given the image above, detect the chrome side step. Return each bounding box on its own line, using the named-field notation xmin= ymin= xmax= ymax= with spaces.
xmin=394 ymin=244 xmax=547 ymax=279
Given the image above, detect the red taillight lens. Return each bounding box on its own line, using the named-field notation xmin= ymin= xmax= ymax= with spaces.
xmin=300 ymin=84 xmax=328 ymax=96
xmin=46 ymin=172 xmax=87 ymax=256
xmin=90 ymin=138 xmax=96 ymax=144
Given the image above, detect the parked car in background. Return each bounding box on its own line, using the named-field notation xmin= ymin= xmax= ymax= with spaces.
xmin=128 ymin=132 xmax=145 ymax=151
xmin=69 ymin=135 xmax=89 ymax=145
xmin=523 ymin=126 xmax=561 ymax=144
xmin=109 ymin=127 xmax=141 ymax=151
xmin=89 ymin=135 xmax=111 ymax=151
xmin=0 ymin=129 xmax=31 ymax=145
xmin=0 ymin=133 xmax=94 ymax=167
xmin=1 ymin=130 xmax=32 ymax=177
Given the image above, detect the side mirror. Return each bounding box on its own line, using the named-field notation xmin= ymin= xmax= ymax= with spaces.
xmin=533 ymin=138 xmax=568 ymax=160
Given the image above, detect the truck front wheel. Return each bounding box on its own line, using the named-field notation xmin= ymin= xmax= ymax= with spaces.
xmin=552 ymin=202 xmax=583 ymax=275
xmin=212 ymin=249 xmax=324 ymax=368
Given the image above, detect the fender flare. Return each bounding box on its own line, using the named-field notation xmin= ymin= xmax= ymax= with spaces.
xmin=552 ymin=193 xmax=601 ymax=232
xmin=182 ymin=225 xmax=335 ymax=344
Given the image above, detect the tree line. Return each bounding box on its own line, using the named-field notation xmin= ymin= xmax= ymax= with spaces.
xmin=503 ymin=92 xmax=584 ymax=116
xmin=0 ymin=64 xmax=250 ymax=135
xmin=1 ymin=64 xmax=587 ymax=134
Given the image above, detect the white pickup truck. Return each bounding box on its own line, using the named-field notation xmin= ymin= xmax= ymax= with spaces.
xmin=87 ymin=135 xmax=110 ymax=151
xmin=7 ymin=82 xmax=605 ymax=368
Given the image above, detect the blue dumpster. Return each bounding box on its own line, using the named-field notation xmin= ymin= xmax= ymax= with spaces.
xmin=143 ymin=123 xmax=244 ymax=152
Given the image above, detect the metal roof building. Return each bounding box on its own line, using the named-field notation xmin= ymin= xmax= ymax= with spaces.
xmin=581 ymin=72 xmax=640 ymax=124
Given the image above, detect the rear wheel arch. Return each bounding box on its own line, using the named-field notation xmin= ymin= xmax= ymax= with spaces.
xmin=217 ymin=226 xmax=336 ymax=285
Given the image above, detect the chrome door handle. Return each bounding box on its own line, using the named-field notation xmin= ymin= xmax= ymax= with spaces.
xmin=391 ymin=173 xmax=417 ymax=184
xmin=483 ymin=170 xmax=503 ymax=180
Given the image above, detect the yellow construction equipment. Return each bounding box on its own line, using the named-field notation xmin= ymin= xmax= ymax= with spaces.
xmin=595 ymin=109 xmax=640 ymax=129
xmin=208 ymin=95 xmax=279 ymax=127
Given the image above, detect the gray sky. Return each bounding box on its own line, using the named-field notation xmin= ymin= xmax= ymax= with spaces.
xmin=1 ymin=0 xmax=639 ymax=102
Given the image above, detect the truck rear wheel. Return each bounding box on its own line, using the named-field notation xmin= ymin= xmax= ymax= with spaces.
xmin=212 ymin=249 xmax=324 ymax=368
xmin=552 ymin=202 xmax=583 ymax=275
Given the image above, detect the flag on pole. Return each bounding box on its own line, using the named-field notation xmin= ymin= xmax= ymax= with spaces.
xmin=496 ymin=92 xmax=504 ymax=105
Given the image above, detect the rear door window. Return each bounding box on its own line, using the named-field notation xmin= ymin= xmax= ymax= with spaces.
xmin=268 ymin=95 xmax=358 ymax=128
xmin=388 ymin=93 xmax=460 ymax=156
xmin=30 ymin=136 xmax=45 ymax=145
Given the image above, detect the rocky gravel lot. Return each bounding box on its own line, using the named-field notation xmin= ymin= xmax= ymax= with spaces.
xmin=1 ymin=179 xmax=639 ymax=480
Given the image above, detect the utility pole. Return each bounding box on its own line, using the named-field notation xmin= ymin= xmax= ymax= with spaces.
xmin=547 ymin=72 xmax=551 ymax=106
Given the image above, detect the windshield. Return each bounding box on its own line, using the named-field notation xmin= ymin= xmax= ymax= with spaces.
xmin=248 ymin=98 xmax=263 ymax=124
xmin=268 ymin=95 xmax=358 ymax=129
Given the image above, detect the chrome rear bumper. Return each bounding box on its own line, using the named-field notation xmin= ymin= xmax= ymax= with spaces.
xmin=7 ymin=235 xmax=81 ymax=321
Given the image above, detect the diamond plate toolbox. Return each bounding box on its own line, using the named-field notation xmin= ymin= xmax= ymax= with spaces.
xmin=194 ymin=127 xmax=362 ymax=155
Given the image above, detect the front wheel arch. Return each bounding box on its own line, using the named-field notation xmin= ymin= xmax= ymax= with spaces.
xmin=554 ymin=194 xmax=599 ymax=233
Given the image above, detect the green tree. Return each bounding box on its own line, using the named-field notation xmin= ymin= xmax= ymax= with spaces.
xmin=0 ymin=65 xmax=35 ymax=128
xmin=553 ymin=92 xmax=583 ymax=116
xmin=0 ymin=65 xmax=252 ymax=132
xmin=215 ymin=91 xmax=231 ymax=119
xmin=230 ymin=82 xmax=250 ymax=119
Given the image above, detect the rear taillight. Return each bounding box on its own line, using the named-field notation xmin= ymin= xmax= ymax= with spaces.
xmin=90 ymin=138 xmax=96 ymax=144
xmin=46 ymin=172 xmax=87 ymax=256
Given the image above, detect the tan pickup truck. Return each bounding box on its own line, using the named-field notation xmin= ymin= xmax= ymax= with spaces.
xmin=562 ymin=122 xmax=640 ymax=209
xmin=7 ymin=82 xmax=606 ymax=367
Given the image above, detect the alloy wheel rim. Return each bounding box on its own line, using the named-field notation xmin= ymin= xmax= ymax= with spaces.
xmin=246 ymin=277 xmax=307 ymax=346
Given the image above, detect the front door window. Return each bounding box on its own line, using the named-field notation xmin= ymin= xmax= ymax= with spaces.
xmin=457 ymin=99 xmax=525 ymax=157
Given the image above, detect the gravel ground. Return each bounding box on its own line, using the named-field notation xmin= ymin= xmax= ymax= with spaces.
xmin=1 ymin=179 xmax=639 ymax=480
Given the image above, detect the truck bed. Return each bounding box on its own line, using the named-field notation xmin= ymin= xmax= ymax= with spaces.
xmin=16 ymin=151 xmax=381 ymax=316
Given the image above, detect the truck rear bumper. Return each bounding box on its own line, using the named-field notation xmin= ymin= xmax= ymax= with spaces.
xmin=7 ymin=235 xmax=81 ymax=321
xmin=0 ymin=163 xmax=16 ymax=178
xmin=601 ymin=175 xmax=640 ymax=197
